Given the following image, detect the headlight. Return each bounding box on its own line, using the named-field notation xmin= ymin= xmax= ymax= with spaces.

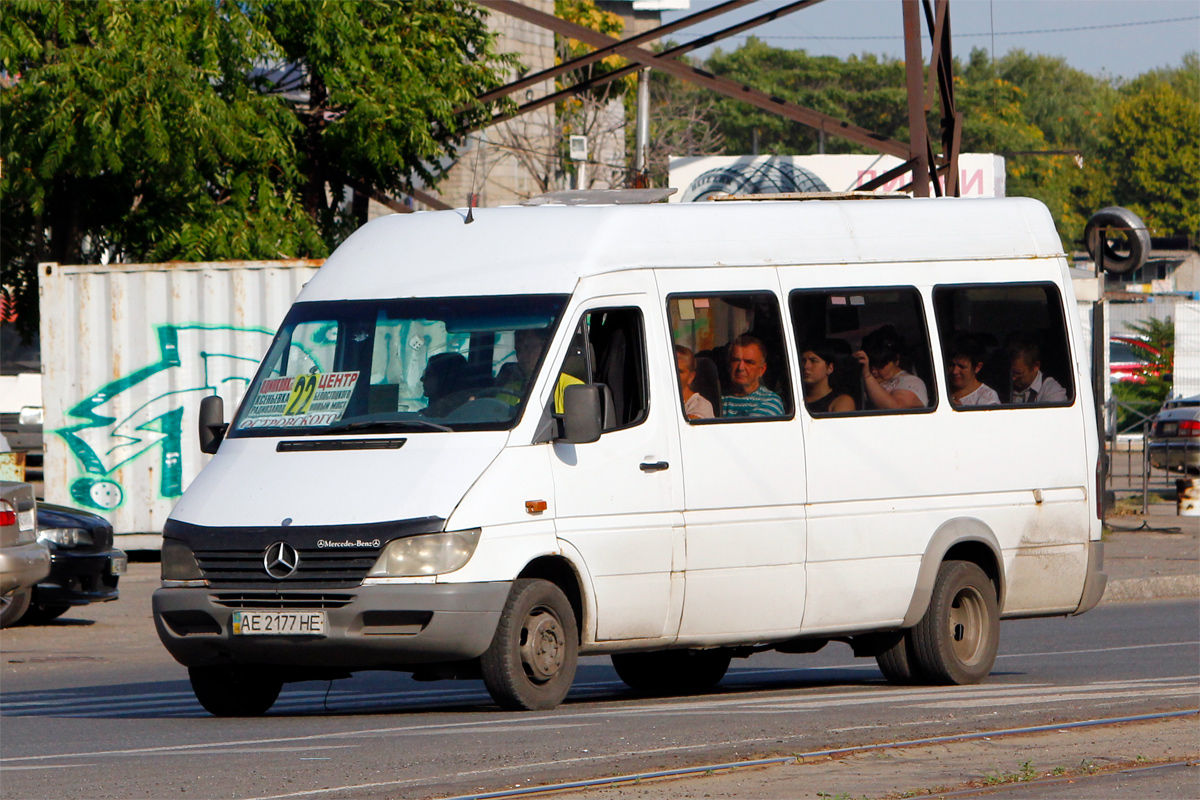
xmin=161 ymin=539 xmax=204 ymax=582
xmin=37 ymin=527 xmax=93 ymax=548
xmin=19 ymin=406 xmax=44 ymax=426
xmin=367 ymin=529 xmax=481 ymax=577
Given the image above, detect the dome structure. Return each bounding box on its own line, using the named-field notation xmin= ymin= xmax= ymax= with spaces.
xmin=680 ymin=159 xmax=831 ymax=202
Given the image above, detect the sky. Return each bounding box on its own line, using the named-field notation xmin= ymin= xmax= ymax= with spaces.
xmin=658 ymin=0 xmax=1200 ymax=79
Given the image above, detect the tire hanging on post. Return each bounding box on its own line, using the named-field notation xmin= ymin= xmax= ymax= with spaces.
xmin=1084 ymin=207 xmax=1150 ymax=275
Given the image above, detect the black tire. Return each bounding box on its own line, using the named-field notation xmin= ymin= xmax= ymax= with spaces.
xmin=875 ymin=631 xmax=922 ymax=684
xmin=19 ymin=602 xmax=71 ymax=625
xmin=910 ymin=561 xmax=999 ymax=685
xmin=1084 ymin=207 xmax=1150 ymax=275
xmin=480 ymin=579 xmax=578 ymax=711
xmin=188 ymin=665 xmax=283 ymax=717
xmin=612 ymin=648 xmax=733 ymax=696
xmin=0 ymin=587 xmax=32 ymax=629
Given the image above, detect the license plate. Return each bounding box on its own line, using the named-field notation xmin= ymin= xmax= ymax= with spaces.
xmin=109 ymin=554 xmax=128 ymax=576
xmin=1160 ymin=422 xmax=1178 ymax=436
xmin=232 ymin=610 xmax=327 ymax=636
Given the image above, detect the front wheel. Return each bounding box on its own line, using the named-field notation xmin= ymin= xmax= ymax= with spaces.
xmin=480 ymin=579 xmax=578 ymax=710
xmin=20 ymin=602 xmax=71 ymax=625
xmin=910 ymin=560 xmax=999 ymax=685
xmin=612 ymin=648 xmax=733 ymax=695
xmin=188 ymin=665 xmax=283 ymax=717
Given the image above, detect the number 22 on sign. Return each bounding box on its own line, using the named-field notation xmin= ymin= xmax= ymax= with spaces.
xmin=284 ymin=373 xmax=320 ymax=415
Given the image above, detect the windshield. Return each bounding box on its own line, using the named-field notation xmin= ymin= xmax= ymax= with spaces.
xmin=229 ymin=295 xmax=569 ymax=436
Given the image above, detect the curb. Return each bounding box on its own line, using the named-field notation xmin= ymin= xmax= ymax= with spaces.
xmin=1100 ymin=575 xmax=1200 ymax=604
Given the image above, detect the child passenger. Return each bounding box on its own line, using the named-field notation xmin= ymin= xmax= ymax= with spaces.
xmin=674 ymin=345 xmax=714 ymax=419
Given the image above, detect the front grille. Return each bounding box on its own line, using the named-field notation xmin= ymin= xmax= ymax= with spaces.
xmin=196 ymin=549 xmax=378 ymax=588
xmin=212 ymin=592 xmax=356 ymax=609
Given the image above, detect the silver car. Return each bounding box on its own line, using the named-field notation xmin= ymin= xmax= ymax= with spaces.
xmin=1 ymin=481 xmax=50 ymax=627
xmin=1149 ymin=395 xmax=1200 ymax=473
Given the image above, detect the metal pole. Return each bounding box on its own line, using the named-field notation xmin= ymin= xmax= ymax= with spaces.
xmin=1142 ymin=421 xmax=1151 ymax=515
xmin=634 ymin=67 xmax=651 ymax=188
xmin=1093 ymin=240 xmax=1108 ymax=523
xmin=902 ymin=0 xmax=930 ymax=197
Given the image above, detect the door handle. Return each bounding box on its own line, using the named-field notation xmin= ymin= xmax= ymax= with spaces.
xmin=639 ymin=461 xmax=669 ymax=473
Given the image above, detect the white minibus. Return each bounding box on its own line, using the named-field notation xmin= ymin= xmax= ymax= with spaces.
xmin=153 ymin=196 xmax=1106 ymax=715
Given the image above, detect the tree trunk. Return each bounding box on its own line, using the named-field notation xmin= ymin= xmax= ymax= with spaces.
xmin=302 ymin=71 xmax=328 ymax=224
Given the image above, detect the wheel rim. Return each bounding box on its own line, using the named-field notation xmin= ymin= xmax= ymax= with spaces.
xmin=948 ymin=585 xmax=988 ymax=665
xmin=520 ymin=605 xmax=566 ymax=684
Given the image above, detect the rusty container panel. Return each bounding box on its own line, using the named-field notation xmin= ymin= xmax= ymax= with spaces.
xmin=39 ymin=260 xmax=321 ymax=549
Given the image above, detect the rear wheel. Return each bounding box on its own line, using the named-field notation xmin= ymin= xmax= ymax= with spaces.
xmin=612 ymin=648 xmax=733 ymax=696
xmin=0 ymin=587 xmax=32 ymax=628
xmin=910 ymin=560 xmax=999 ymax=685
xmin=188 ymin=665 xmax=282 ymax=717
xmin=480 ymin=579 xmax=578 ymax=710
xmin=874 ymin=631 xmax=922 ymax=684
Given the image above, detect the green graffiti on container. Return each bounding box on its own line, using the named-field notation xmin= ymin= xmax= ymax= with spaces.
xmin=55 ymin=324 xmax=272 ymax=510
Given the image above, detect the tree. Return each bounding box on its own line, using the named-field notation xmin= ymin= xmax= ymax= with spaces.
xmin=703 ymin=39 xmax=907 ymax=156
xmin=1096 ymin=61 xmax=1199 ymax=239
xmin=0 ymin=0 xmax=513 ymax=337
xmin=492 ymin=0 xmax=633 ymax=193
xmin=639 ymin=59 xmax=727 ymax=187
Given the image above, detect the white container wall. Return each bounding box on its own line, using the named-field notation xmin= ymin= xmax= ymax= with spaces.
xmin=39 ymin=260 xmax=322 ymax=549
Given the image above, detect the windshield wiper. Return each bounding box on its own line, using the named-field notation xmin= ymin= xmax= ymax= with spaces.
xmin=323 ymin=419 xmax=453 ymax=434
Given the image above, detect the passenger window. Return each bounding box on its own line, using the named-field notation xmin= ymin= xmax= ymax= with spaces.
xmin=667 ymin=293 xmax=793 ymax=422
xmin=790 ymin=288 xmax=936 ymax=414
xmin=933 ymin=284 xmax=1075 ymax=408
xmin=555 ymin=308 xmax=648 ymax=431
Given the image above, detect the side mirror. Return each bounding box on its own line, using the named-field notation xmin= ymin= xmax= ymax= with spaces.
xmin=198 ymin=395 xmax=227 ymax=455
xmin=559 ymin=384 xmax=602 ymax=445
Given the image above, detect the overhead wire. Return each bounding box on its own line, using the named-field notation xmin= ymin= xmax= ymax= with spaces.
xmin=666 ymin=14 xmax=1200 ymax=42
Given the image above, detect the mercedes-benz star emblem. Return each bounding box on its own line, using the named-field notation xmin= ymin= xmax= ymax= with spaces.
xmin=263 ymin=542 xmax=300 ymax=579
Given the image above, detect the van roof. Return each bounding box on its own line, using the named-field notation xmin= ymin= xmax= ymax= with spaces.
xmin=302 ymin=197 xmax=1064 ymax=301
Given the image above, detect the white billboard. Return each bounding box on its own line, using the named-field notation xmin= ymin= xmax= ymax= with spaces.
xmin=668 ymin=153 xmax=1006 ymax=201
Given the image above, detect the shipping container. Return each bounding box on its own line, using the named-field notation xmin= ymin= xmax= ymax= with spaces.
xmin=39 ymin=260 xmax=321 ymax=549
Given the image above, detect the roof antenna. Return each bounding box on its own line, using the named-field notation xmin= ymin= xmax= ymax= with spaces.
xmin=465 ymin=136 xmax=484 ymax=224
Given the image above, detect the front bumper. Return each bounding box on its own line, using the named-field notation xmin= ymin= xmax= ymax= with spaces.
xmin=153 ymin=581 xmax=512 ymax=670
xmin=0 ymin=542 xmax=51 ymax=595
xmin=34 ymin=548 xmax=125 ymax=608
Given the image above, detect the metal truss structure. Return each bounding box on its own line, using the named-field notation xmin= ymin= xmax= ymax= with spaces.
xmin=471 ymin=0 xmax=961 ymax=197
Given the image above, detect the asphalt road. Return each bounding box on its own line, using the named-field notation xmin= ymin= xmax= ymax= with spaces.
xmin=1 ymin=565 xmax=1197 ymax=800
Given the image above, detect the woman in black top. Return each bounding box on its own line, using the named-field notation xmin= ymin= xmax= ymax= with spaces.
xmin=801 ymin=340 xmax=855 ymax=414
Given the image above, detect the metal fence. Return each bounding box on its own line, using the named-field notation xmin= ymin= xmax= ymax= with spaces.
xmin=1105 ymin=397 xmax=1197 ymax=512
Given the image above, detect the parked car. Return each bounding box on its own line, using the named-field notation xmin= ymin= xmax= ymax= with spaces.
xmin=19 ymin=502 xmax=127 ymax=624
xmin=0 ymin=480 xmax=50 ymax=627
xmin=1109 ymin=335 xmax=1162 ymax=384
xmin=1149 ymin=395 xmax=1200 ymax=473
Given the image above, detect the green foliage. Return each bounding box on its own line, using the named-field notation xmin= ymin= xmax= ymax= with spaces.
xmin=704 ymin=39 xmax=907 ymax=156
xmin=1097 ymin=77 xmax=1199 ymax=238
xmin=653 ymin=38 xmax=1198 ymax=249
xmin=0 ymin=0 xmax=512 ymax=336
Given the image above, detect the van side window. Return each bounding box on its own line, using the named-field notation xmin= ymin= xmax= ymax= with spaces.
xmin=667 ymin=293 xmax=793 ymax=422
xmin=790 ymin=288 xmax=936 ymax=414
xmin=933 ymin=284 xmax=1075 ymax=408
xmin=555 ymin=308 xmax=649 ymax=431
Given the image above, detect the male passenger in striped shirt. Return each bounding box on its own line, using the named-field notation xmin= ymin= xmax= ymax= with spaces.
xmin=721 ymin=335 xmax=785 ymax=418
